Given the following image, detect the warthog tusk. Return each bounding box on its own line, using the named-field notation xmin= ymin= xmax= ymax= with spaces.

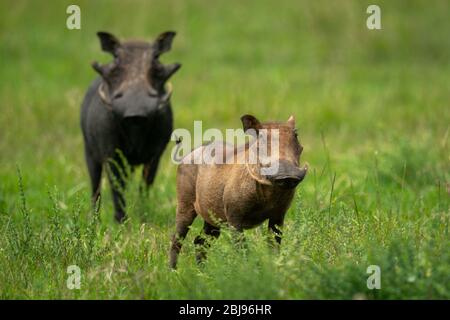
xmin=159 ymin=82 xmax=173 ymax=107
xmin=98 ymin=82 xmax=112 ymax=108
xmin=302 ymin=162 xmax=309 ymax=172
xmin=246 ymin=162 xmax=273 ymax=186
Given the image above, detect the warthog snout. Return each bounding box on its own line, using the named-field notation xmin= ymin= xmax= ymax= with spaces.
xmin=264 ymin=160 xmax=308 ymax=189
xmin=113 ymin=89 xmax=161 ymax=120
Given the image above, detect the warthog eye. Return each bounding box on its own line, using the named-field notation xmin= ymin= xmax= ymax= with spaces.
xmin=113 ymin=92 xmax=123 ymax=99
xmin=294 ymin=128 xmax=298 ymax=138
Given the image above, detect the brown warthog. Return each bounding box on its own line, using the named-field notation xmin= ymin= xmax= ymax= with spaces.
xmin=169 ymin=114 xmax=308 ymax=268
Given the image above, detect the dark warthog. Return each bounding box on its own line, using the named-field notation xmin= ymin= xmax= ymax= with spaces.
xmin=81 ymin=31 xmax=181 ymax=222
xmin=169 ymin=114 xmax=308 ymax=268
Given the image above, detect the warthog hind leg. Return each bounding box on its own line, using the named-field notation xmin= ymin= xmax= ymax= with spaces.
xmin=169 ymin=206 xmax=197 ymax=269
xmin=194 ymin=222 xmax=221 ymax=265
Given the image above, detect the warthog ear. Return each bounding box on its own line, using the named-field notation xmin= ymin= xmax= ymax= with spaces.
xmin=241 ymin=115 xmax=262 ymax=133
xmin=154 ymin=31 xmax=176 ymax=57
xmin=287 ymin=115 xmax=296 ymax=128
xmin=97 ymin=31 xmax=121 ymax=56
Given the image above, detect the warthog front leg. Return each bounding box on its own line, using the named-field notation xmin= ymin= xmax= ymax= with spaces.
xmin=107 ymin=156 xmax=128 ymax=223
xmin=268 ymin=216 xmax=285 ymax=247
xmin=225 ymin=208 xmax=247 ymax=249
xmin=142 ymin=152 xmax=163 ymax=189
xmin=84 ymin=145 xmax=102 ymax=208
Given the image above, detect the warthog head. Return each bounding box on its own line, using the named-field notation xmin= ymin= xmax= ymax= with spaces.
xmin=92 ymin=31 xmax=181 ymax=122
xmin=241 ymin=114 xmax=308 ymax=189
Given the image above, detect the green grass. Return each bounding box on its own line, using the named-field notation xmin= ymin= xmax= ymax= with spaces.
xmin=0 ymin=0 xmax=449 ymax=299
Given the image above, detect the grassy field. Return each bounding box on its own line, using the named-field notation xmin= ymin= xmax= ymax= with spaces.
xmin=0 ymin=0 xmax=449 ymax=299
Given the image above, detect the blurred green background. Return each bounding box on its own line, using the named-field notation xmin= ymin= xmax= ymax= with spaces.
xmin=0 ymin=0 xmax=448 ymax=299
